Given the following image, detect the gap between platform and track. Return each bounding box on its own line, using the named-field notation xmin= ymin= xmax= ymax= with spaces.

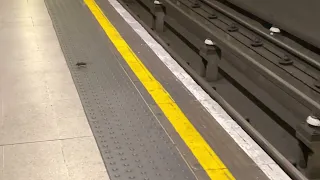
xmin=85 ymin=0 xmax=234 ymax=179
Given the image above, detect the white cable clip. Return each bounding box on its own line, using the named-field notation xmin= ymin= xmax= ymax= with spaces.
xmin=154 ymin=0 xmax=162 ymax=5
xmin=306 ymin=115 xmax=320 ymax=127
xmin=204 ymin=39 xmax=214 ymax=46
xmin=270 ymin=26 xmax=280 ymax=35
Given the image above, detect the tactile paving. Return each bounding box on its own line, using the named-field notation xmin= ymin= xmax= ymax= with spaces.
xmin=44 ymin=0 xmax=196 ymax=179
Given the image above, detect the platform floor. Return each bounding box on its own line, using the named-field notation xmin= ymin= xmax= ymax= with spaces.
xmin=0 ymin=0 xmax=289 ymax=179
xmin=0 ymin=0 xmax=109 ymax=180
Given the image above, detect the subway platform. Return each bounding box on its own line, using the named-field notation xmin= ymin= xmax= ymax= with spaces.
xmin=0 ymin=0 xmax=291 ymax=179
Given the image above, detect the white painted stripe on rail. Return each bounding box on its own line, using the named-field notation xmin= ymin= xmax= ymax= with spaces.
xmin=106 ymin=0 xmax=292 ymax=179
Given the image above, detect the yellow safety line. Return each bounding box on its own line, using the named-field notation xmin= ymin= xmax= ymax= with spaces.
xmin=85 ymin=0 xmax=235 ymax=179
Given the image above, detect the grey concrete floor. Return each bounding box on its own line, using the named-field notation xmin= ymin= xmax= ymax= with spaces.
xmin=0 ymin=0 xmax=109 ymax=179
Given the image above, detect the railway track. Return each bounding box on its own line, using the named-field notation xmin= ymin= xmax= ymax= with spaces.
xmin=107 ymin=0 xmax=320 ymax=179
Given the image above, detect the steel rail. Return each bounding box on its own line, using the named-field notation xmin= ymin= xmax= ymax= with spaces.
xmin=200 ymin=0 xmax=320 ymax=71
